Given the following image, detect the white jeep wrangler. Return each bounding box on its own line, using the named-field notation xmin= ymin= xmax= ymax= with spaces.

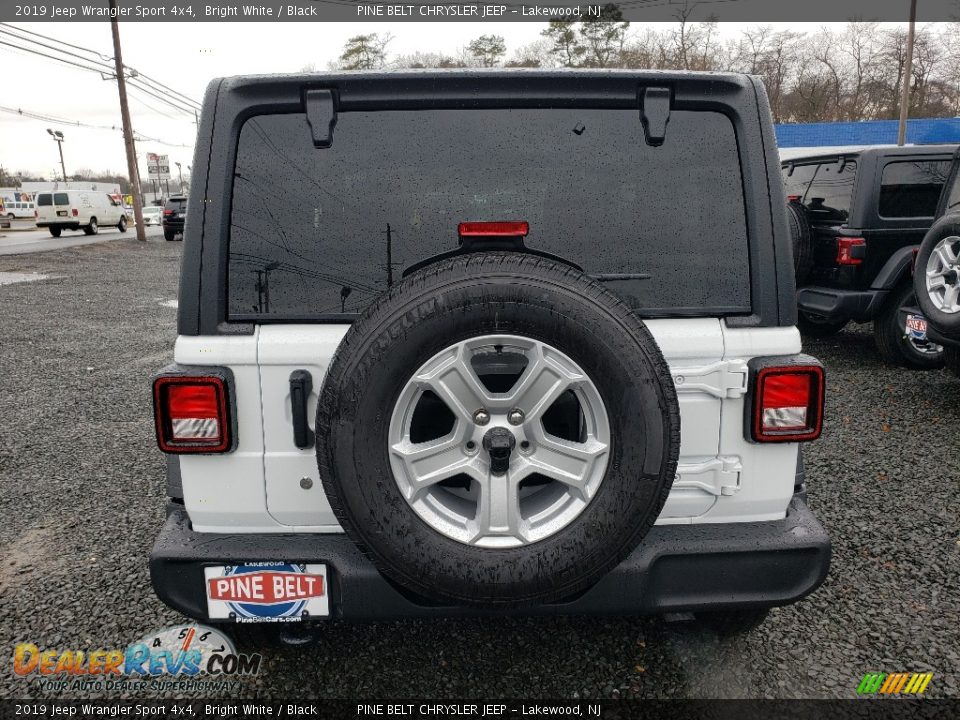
xmin=151 ymin=70 xmax=830 ymax=635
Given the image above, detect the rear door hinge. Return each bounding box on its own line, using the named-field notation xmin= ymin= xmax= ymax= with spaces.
xmin=675 ymin=456 xmax=742 ymax=496
xmin=639 ymin=86 xmax=671 ymax=146
xmin=305 ymin=88 xmax=337 ymax=148
xmin=672 ymin=359 xmax=749 ymax=399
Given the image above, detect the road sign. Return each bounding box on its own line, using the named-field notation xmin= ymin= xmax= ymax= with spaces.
xmin=146 ymin=152 xmax=171 ymax=180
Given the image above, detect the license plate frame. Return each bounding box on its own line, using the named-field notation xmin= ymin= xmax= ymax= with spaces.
xmin=204 ymin=563 xmax=329 ymax=622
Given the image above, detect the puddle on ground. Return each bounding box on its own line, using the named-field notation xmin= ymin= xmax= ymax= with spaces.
xmin=0 ymin=272 xmax=54 ymax=286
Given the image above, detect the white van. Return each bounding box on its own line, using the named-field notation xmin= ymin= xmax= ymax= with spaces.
xmin=3 ymin=200 xmax=36 ymax=219
xmin=35 ymin=191 xmax=128 ymax=237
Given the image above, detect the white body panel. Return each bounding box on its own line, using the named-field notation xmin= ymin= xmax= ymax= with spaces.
xmin=177 ymin=320 xmax=802 ymax=534
xmin=35 ymin=191 xmax=125 ymax=227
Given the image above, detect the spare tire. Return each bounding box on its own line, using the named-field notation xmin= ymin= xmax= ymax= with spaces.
xmin=913 ymin=215 xmax=960 ymax=337
xmin=786 ymin=201 xmax=814 ymax=285
xmin=316 ymin=253 xmax=680 ymax=607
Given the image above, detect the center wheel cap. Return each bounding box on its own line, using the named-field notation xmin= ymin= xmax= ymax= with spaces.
xmin=482 ymin=427 xmax=516 ymax=476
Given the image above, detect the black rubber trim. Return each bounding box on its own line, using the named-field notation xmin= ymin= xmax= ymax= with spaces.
xmin=797 ymin=286 xmax=888 ymax=323
xmin=150 ymin=495 xmax=830 ymax=621
xmin=166 ymin=456 xmax=183 ymax=501
xmin=870 ymin=246 xmax=916 ymax=291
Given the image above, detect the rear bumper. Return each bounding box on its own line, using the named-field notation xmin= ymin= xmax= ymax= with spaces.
xmin=797 ymin=286 xmax=888 ymax=323
xmin=151 ymin=495 xmax=831 ymax=621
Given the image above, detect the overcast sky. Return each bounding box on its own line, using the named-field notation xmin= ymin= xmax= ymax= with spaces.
xmin=1 ymin=21 xmax=865 ymax=178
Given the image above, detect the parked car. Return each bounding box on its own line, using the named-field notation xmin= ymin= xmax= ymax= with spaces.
xmin=783 ymin=145 xmax=957 ymax=368
xmin=141 ymin=206 xmax=163 ymax=226
xmin=3 ymin=199 xmax=36 ymax=219
xmin=34 ymin=190 xmax=128 ymax=237
xmin=151 ymin=71 xmax=829 ymax=637
xmin=162 ymin=196 xmax=187 ymax=241
xmin=913 ymin=147 xmax=960 ymax=376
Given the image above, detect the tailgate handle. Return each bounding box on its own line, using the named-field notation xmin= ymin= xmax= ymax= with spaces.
xmin=289 ymin=370 xmax=315 ymax=449
xmin=639 ymin=86 xmax=671 ymax=147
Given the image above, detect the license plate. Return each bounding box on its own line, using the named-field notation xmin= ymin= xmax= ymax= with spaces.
xmin=204 ymin=563 xmax=328 ymax=622
xmin=906 ymin=314 xmax=928 ymax=340
xmin=57 ymin=211 xmax=67 ymax=217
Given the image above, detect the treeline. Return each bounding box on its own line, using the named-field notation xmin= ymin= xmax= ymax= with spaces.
xmin=326 ymin=14 xmax=960 ymax=123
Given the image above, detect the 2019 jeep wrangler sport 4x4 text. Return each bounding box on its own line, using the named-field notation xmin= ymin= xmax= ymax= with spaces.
xmin=150 ymin=71 xmax=830 ymax=635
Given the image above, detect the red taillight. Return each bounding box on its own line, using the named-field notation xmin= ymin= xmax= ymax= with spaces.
xmin=34 ymin=210 xmax=38 ymax=218
xmin=752 ymin=366 xmax=824 ymax=442
xmin=163 ymin=209 xmax=174 ymax=216
xmin=786 ymin=195 xmax=801 ymax=202
xmin=836 ymin=237 xmax=865 ymax=265
xmin=458 ymin=221 xmax=529 ymax=237
xmin=153 ymin=376 xmax=231 ymax=453
xmin=71 ymin=208 xmax=79 ymax=217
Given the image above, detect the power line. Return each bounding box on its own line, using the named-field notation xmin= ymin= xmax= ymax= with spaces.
xmin=0 ymin=23 xmax=201 ymax=109
xmin=0 ymin=29 xmax=200 ymax=116
xmin=0 ymin=105 xmax=192 ymax=147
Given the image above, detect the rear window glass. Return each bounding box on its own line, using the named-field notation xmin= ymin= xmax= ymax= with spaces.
xmin=879 ymin=160 xmax=952 ymax=218
xmin=54 ymin=193 xmax=69 ymax=206
xmin=166 ymin=199 xmax=187 ymax=211
xmin=227 ymin=109 xmax=751 ymax=319
xmin=782 ymin=159 xmax=857 ymax=223
xmin=37 ymin=194 xmax=52 ymax=206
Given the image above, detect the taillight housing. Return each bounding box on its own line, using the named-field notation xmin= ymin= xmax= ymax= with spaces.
xmin=750 ymin=364 xmax=825 ymax=443
xmin=836 ymin=237 xmax=866 ymax=265
xmin=153 ymin=374 xmax=233 ymax=453
xmin=163 ymin=209 xmax=174 ymax=216
xmin=71 ymin=208 xmax=79 ymax=217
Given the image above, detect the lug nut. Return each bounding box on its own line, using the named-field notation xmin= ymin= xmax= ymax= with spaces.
xmin=508 ymin=409 xmax=525 ymax=425
xmin=473 ymin=409 xmax=490 ymax=425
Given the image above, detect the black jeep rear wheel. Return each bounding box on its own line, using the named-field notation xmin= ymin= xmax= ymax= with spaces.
xmin=316 ymin=253 xmax=680 ymax=607
xmin=874 ymin=283 xmax=944 ymax=370
xmin=797 ymin=312 xmax=848 ymax=339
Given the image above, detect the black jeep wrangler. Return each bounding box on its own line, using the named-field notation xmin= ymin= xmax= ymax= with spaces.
xmin=784 ymin=145 xmax=957 ymax=368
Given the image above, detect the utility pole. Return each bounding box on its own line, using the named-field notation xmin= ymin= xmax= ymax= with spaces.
xmin=110 ymin=0 xmax=146 ymax=241
xmin=897 ymin=0 xmax=917 ymax=147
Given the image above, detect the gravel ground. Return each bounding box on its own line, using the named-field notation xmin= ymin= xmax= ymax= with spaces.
xmin=0 ymin=237 xmax=958 ymax=700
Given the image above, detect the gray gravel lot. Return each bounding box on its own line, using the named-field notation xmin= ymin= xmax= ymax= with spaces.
xmin=0 ymin=238 xmax=958 ymax=700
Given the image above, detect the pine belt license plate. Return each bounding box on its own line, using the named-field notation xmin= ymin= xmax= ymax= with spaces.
xmin=204 ymin=563 xmax=329 ymax=622
xmin=906 ymin=314 xmax=928 ymax=340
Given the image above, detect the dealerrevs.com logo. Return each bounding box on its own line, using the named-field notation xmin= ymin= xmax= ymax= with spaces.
xmin=857 ymin=672 xmax=933 ymax=695
xmin=13 ymin=624 xmax=262 ymax=693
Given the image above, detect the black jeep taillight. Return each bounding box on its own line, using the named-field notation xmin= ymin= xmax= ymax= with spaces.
xmin=750 ymin=364 xmax=825 ymax=443
xmin=836 ymin=237 xmax=866 ymax=265
xmin=153 ymin=375 xmax=232 ymax=453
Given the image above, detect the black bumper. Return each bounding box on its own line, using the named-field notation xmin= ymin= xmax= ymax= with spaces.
xmin=151 ymin=496 xmax=830 ymax=621
xmin=797 ymin=286 xmax=888 ymax=323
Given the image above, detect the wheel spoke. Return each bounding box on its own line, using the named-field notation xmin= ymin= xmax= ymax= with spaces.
xmin=935 ymin=243 xmax=958 ymax=268
xmin=472 ymin=470 xmax=523 ymax=542
xmin=414 ymin=346 xmax=492 ymax=421
xmin=390 ymin=437 xmax=479 ymax=499
xmin=944 ymin=284 xmax=960 ymax=311
xmin=525 ymin=434 xmax=608 ymax=499
xmin=507 ymin=343 xmax=583 ymax=418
